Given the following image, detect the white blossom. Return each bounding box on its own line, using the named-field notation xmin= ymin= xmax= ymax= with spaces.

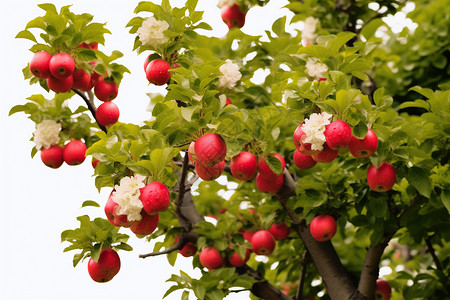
xmin=217 ymin=0 xmax=235 ymax=8
xmin=218 ymin=59 xmax=242 ymax=89
xmin=302 ymin=17 xmax=319 ymax=45
xmin=137 ymin=17 xmax=169 ymax=49
xmin=113 ymin=174 xmax=147 ymax=222
xmin=302 ymin=112 xmax=333 ymax=151
xmin=305 ymin=57 xmax=328 ymax=79
xmin=33 ymin=120 xmax=61 ymax=150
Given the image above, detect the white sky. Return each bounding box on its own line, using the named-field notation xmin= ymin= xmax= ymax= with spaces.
xmin=0 ymin=1 xmax=292 ymax=299
xmin=0 ymin=1 xmax=416 ymax=299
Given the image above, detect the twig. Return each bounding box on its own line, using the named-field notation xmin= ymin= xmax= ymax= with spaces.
xmin=295 ymin=251 xmax=310 ymax=300
xmin=72 ymin=89 xmax=107 ymax=133
xmin=425 ymin=236 xmax=449 ymax=294
xmin=139 ymin=242 xmax=183 ymax=259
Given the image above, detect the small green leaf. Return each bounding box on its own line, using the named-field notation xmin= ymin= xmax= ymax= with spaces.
xmin=81 ymin=200 xmax=100 ymax=208
xmin=15 ymin=30 xmax=37 ymax=42
xmin=265 ymin=155 xmax=283 ymax=176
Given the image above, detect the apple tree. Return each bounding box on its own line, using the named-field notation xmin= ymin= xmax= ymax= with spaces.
xmin=10 ymin=0 xmax=450 ymax=299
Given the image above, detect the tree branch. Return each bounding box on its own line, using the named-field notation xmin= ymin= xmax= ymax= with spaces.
xmin=72 ymin=89 xmax=107 ymax=133
xmin=295 ymin=251 xmax=310 ymax=300
xmin=357 ymin=233 xmax=395 ymax=299
xmin=139 ymin=242 xmax=183 ymax=258
xmin=237 ymin=265 xmax=293 ymax=300
xmin=425 ymin=236 xmax=449 ymax=294
xmin=277 ymin=170 xmax=363 ymax=300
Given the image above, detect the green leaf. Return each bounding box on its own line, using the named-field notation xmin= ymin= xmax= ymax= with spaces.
xmin=15 ymin=30 xmax=37 ymax=42
xmin=399 ymin=100 xmax=430 ymax=111
xmin=272 ymin=16 xmax=286 ymax=37
xmin=81 ymin=200 xmax=100 ymax=208
xmin=406 ymin=167 xmax=432 ymax=198
xmin=265 ymin=155 xmax=283 ymax=176
xmin=361 ymin=18 xmax=385 ymax=40
xmin=181 ymin=291 xmax=189 ymax=300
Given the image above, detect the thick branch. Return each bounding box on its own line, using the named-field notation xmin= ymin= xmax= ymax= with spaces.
xmin=278 ymin=170 xmax=362 ymax=300
xmin=357 ymin=233 xmax=394 ymax=299
xmin=237 ymin=265 xmax=293 ymax=300
xmin=72 ymin=89 xmax=107 ymax=133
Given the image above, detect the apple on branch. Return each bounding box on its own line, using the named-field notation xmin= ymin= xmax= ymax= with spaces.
xmin=199 ymin=247 xmax=224 ymax=270
xmin=87 ymin=248 xmax=121 ymax=283
xmin=310 ymin=215 xmax=337 ymax=242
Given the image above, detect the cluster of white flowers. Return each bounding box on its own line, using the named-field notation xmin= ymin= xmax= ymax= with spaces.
xmin=302 ymin=17 xmax=319 ymax=45
xmin=113 ymin=174 xmax=146 ymax=221
xmin=137 ymin=16 xmax=169 ymax=49
xmin=302 ymin=112 xmax=333 ymax=151
xmin=217 ymin=0 xmax=235 ymax=8
xmin=33 ymin=120 xmax=61 ymax=150
xmin=305 ymin=57 xmax=328 ymax=79
xmin=218 ymin=59 xmax=242 ymax=89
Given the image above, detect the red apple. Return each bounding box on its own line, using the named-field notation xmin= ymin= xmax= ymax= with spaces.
xmin=293 ymin=150 xmax=317 ymax=169
xmin=376 ymin=279 xmax=391 ymax=300
xmin=104 ymin=191 xmax=136 ymax=227
xmin=199 ymin=247 xmax=224 ymax=270
xmin=63 ymin=140 xmax=86 ymax=165
xmin=29 ymin=51 xmax=52 ymax=78
xmin=139 ymin=182 xmax=171 ymax=215
xmin=180 ymin=242 xmax=197 ymax=257
xmin=258 ymin=153 xmax=285 ymax=180
xmin=129 ymin=210 xmax=159 ymax=236
xmin=194 ymin=133 xmax=227 ymax=167
xmin=174 ymin=236 xmax=198 ymax=257
xmin=225 ymin=97 xmax=233 ymax=105
xmin=255 ymin=173 xmax=283 ymax=194
xmin=40 ymin=144 xmax=64 ymax=169
xmin=49 ymin=52 xmax=75 ymax=79
xmin=72 ymin=69 xmax=92 ymax=91
xmin=47 ymin=75 xmax=73 ymax=93
xmin=221 ymin=4 xmax=246 ymax=29
xmin=230 ymin=151 xmax=257 ymax=181
xmin=324 ymin=120 xmax=352 ymax=150
xmin=94 ymin=79 xmax=118 ymax=101
xmin=143 ymin=53 xmax=161 ymax=71
xmin=87 ymin=248 xmax=121 ymax=283
xmin=195 ymin=160 xmax=225 ymax=181
xmin=250 ymin=230 xmax=276 ymax=255
xmin=348 ymin=129 xmax=378 ymax=158
xmin=96 ymin=102 xmax=120 ymax=127
xmin=146 ymin=59 xmax=171 ymax=85
xmin=311 ymin=144 xmax=339 ymax=163
xmin=269 ymin=222 xmax=290 ymax=240
xmin=367 ymin=162 xmax=396 ymax=192
xmin=310 ymin=215 xmax=337 ymax=242
xmin=228 ymin=248 xmax=251 ymax=267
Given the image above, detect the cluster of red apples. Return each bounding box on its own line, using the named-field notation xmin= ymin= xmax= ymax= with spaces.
xmin=199 ymin=216 xmax=292 ymax=271
xmin=293 ymin=119 xmax=397 ymax=193
xmin=40 ymin=140 xmax=87 ymax=169
xmin=29 ymin=44 xmax=120 ymax=128
xmin=87 ymin=180 xmax=171 ymax=282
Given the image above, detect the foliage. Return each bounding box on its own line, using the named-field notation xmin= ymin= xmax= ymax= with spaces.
xmin=10 ymin=0 xmax=450 ymax=300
